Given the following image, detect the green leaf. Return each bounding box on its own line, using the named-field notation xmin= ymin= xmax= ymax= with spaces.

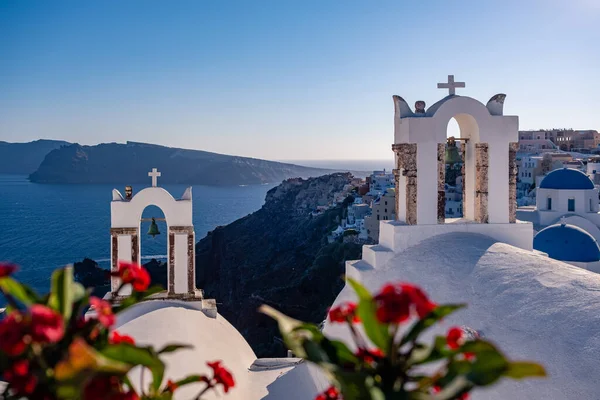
xmin=102 ymin=344 xmax=165 ymax=393
xmin=401 ymin=304 xmax=466 ymax=346
xmin=165 ymin=374 xmax=205 ymax=392
xmin=504 ymin=362 xmax=547 ymax=379
xmin=113 ymin=285 xmax=164 ymax=313
xmin=48 ymin=267 xmax=75 ymax=320
xmin=157 ymin=343 xmax=193 ymax=355
xmin=347 ymin=277 xmax=390 ymax=353
xmin=462 ymin=340 xmax=508 ymax=386
xmin=0 ymin=277 xmax=36 ymax=306
xmin=259 ymin=305 xmax=315 ymax=359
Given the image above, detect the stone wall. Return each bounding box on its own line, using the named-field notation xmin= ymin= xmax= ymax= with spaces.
xmin=474 ymin=143 xmax=489 ymax=223
xmin=437 ymin=143 xmax=446 ymax=224
xmin=393 ymin=143 xmax=418 ymax=225
xmin=509 ymin=142 xmax=518 ymax=223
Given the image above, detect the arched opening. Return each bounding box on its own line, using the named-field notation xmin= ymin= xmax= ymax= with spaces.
xmin=445 ymin=118 xmax=463 ymax=220
xmin=443 ymin=113 xmax=480 ymax=222
xmin=140 ymin=205 xmax=168 ymax=290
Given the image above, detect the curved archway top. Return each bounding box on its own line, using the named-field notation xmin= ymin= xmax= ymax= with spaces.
xmin=393 ymin=94 xmax=507 ymax=119
xmin=110 ymin=186 xmax=193 ymax=228
xmin=393 ymin=94 xmax=518 ymax=144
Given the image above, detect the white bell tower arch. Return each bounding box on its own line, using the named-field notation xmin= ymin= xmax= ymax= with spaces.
xmin=109 ymin=168 xmax=199 ymax=298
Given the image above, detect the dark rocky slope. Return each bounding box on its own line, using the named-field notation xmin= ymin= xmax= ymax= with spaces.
xmin=195 ymin=173 xmax=362 ymax=357
xmin=0 ymin=139 xmax=70 ymax=174
xmin=30 ymin=141 xmax=333 ymax=185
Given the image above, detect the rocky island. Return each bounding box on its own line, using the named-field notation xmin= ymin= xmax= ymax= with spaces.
xmin=29 ymin=141 xmax=334 ymax=185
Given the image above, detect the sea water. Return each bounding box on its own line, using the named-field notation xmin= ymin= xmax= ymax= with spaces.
xmin=0 ymin=175 xmax=276 ymax=295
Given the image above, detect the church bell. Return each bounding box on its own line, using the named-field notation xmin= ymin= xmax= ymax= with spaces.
xmin=147 ymin=217 xmax=160 ymax=237
xmin=445 ymin=137 xmax=462 ymax=165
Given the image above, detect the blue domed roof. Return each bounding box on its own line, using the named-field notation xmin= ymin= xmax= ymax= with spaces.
xmin=534 ymin=223 xmax=600 ymax=262
xmin=539 ymin=168 xmax=594 ymax=190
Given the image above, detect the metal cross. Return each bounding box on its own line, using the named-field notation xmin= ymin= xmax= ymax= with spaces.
xmin=148 ymin=168 xmax=161 ymax=187
xmin=437 ymin=75 xmax=465 ymax=96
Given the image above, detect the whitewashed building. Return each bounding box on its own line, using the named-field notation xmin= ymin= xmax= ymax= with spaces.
xmin=332 ymin=77 xmax=600 ymax=399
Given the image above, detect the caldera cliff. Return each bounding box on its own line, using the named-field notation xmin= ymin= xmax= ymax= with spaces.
xmin=195 ymin=173 xmax=362 ymax=357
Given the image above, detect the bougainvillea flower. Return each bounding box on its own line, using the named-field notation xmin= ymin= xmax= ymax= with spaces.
xmin=2 ymin=359 xmax=37 ymax=395
xmin=373 ymin=284 xmax=411 ymax=323
xmin=315 ymin=386 xmax=342 ymax=400
xmin=116 ymin=261 xmax=151 ymax=291
xmin=0 ymin=312 xmax=28 ymax=356
xmin=328 ymin=302 xmax=360 ymax=323
xmin=29 ymin=304 xmax=65 ymax=343
xmin=0 ymin=262 xmax=18 ymax=278
xmin=109 ymin=331 xmax=135 ymax=345
xmin=447 ymin=326 xmax=465 ymax=350
xmin=355 ymin=348 xmax=384 ymax=365
xmin=373 ymin=283 xmax=437 ymax=324
xmin=207 ymin=360 xmax=235 ymax=393
xmin=399 ymin=283 xmax=437 ymax=319
xmin=90 ymin=296 xmax=116 ymax=328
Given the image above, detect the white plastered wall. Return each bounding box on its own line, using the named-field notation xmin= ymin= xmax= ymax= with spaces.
xmin=111 ymin=187 xmax=194 ymax=295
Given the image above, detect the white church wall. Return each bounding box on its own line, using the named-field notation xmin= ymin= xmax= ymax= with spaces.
xmin=379 ymin=220 xmax=533 ymax=254
xmin=174 ymin=234 xmax=189 ymax=293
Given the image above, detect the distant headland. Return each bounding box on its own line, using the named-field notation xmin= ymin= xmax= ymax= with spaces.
xmin=2 ymin=140 xmax=342 ymax=185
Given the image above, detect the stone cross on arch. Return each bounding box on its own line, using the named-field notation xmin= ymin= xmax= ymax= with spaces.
xmin=437 ymin=75 xmax=466 ymax=96
xmin=148 ymin=168 xmax=161 ymax=187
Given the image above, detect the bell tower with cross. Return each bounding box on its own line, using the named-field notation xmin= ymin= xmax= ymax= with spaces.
xmin=109 ymin=168 xmax=201 ymax=299
xmin=378 ymin=75 xmax=534 ymax=257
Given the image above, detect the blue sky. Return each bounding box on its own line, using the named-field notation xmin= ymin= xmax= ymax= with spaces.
xmin=1 ymin=0 xmax=598 ymax=160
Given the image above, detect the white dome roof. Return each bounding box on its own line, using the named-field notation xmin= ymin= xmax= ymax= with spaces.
xmin=325 ymin=233 xmax=600 ymax=400
xmin=115 ymin=300 xmax=256 ymax=399
xmin=114 ymin=300 xmax=329 ymax=399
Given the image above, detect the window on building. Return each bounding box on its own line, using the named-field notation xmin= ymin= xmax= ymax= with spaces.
xmin=384 ymin=208 xmax=387 ymax=213
xmin=568 ymin=198 xmax=575 ymax=212
xmin=385 ymin=201 xmax=387 ymax=205
xmin=377 ymin=215 xmax=380 ymax=221
xmin=590 ymin=198 xmax=593 ymax=212
xmin=547 ymin=197 xmax=552 ymax=210
xmin=528 ymin=173 xmax=531 ymax=177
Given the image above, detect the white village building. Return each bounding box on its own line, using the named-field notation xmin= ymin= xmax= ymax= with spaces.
xmin=100 ymin=76 xmax=600 ymax=400
xmin=327 ymin=76 xmax=600 ymax=400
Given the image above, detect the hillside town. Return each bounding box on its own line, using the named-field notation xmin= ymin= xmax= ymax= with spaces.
xmin=323 ymin=128 xmax=600 ymax=249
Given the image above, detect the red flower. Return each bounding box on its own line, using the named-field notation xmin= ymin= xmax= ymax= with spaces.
xmin=373 ymin=283 xmax=436 ymax=324
xmin=328 ymin=302 xmax=359 ymax=323
xmin=400 ymin=283 xmax=437 ymax=319
xmin=316 ymin=386 xmax=342 ymax=400
xmin=109 ymin=331 xmax=135 ymax=345
xmin=0 ymin=262 xmax=18 ymax=278
xmin=90 ymin=297 xmax=116 ymax=328
xmin=446 ymin=326 xmax=466 ymax=350
xmin=464 ymin=352 xmax=476 ymax=361
xmin=115 ymin=261 xmax=151 ymax=292
xmin=373 ymin=284 xmax=411 ymax=323
xmin=0 ymin=312 xmax=28 ymax=356
xmin=29 ymin=305 xmax=64 ymax=343
xmin=207 ymin=360 xmax=235 ymax=393
xmin=3 ymin=359 xmax=37 ymax=395
xmin=355 ymin=348 xmax=384 ymax=365
xmin=166 ymin=379 xmax=178 ymax=392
